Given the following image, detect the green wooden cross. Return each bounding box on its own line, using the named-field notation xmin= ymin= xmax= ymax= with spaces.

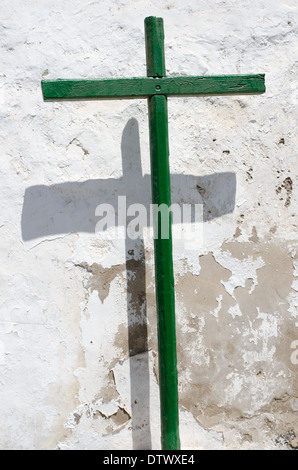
xmin=42 ymin=16 xmax=265 ymax=450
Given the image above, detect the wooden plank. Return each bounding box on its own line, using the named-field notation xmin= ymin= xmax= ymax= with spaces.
xmin=42 ymin=74 xmax=265 ymax=100
xmin=148 ymin=95 xmax=180 ymax=451
xmin=145 ymin=16 xmax=180 ymax=451
xmin=145 ymin=16 xmax=166 ymax=77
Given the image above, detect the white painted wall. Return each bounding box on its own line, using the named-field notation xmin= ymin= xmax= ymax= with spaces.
xmin=0 ymin=0 xmax=297 ymax=450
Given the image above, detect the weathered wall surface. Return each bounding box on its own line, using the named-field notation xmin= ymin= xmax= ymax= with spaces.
xmin=0 ymin=0 xmax=297 ymax=450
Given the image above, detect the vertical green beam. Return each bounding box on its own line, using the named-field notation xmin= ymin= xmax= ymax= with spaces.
xmin=145 ymin=16 xmax=180 ymax=450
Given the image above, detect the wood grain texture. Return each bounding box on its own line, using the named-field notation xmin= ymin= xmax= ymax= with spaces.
xmin=42 ymin=74 xmax=265 ymax=100
xmin=145 ymin=16 xmax=166 ymax=77
xmin=145 ymin=16 xmax=180 ymax=451
xmin=148 ymin=95 xmax=180 ymax=451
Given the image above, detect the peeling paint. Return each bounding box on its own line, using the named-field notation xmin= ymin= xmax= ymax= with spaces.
xmin=75 ymin=262 xmax=125 ymax=303
xmin=1 ymin=0 xmax=297 ymax=451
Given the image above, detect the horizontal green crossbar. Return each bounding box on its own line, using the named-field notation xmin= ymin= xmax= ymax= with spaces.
xmin=42 ymin=74 xmax=265 ymax=100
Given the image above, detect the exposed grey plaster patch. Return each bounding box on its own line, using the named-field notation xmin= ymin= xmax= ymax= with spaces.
xmin=95 ymin=403 xmax=131 ymax=426
xmin=233 ymin=226 xmax=242 ymax=239
xmin=249 ymin=226 xmax=259 ymax=243
xmin=74 ymin=262 xmax=125 ymax=303
xmin=112 ymin=406 xmax=131 ymax=425
xmin=99 ymin=370 xmax=120 ymax=404
xmin=174 ymin=239 xmax=297 ymax=439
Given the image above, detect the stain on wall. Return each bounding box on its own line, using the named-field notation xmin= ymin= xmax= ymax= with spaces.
xmin=1 ymin=0 xmax=297 ymax=451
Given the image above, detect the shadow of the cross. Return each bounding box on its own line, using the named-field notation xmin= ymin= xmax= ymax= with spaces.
xmin=21 ymin=167 xmax=236 ymax=241
xmin=21 ymin=118 xmax=236 ymax=450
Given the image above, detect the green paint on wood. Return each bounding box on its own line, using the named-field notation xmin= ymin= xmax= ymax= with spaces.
xmin=149 ymin=95 xmax=180 ymax=451
xmin=41 ymin=14 xmax=266 ymax=451
xmin=145 ymin=16 xmax=166 ymax=77
xmin=146 ymin=16 xmax=180 ymax=451
xmin=42 ymin=74 xmax=265 ymax=100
